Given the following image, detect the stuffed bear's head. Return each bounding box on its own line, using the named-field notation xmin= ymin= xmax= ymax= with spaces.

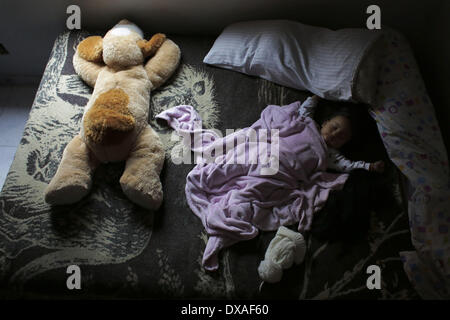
xmin=77 ymin=19 xmax=166 ymax=68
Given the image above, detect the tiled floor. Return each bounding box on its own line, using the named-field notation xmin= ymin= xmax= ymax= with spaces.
xmin=0 ymin=85 xmax=38 ymax=191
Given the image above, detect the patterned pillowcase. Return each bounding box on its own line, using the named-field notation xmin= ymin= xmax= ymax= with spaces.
xmin=203 ymin=19 xmax=382 ymax=102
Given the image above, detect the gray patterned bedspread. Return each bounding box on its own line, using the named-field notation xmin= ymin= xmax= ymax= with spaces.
xmin=0 ymin=31 xmax=418 ymax=299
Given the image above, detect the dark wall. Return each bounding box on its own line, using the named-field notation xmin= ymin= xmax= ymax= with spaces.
xmin=0 ymin=0 xmax=448 ymax=152
xmin=420 ymin=0 xmax=450 ymax=156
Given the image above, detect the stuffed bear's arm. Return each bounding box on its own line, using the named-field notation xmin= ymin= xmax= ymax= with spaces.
xmin=73 ymin=36 xmax=105 ymax=87
xmin=144 ymin=39 xmax=181 ymax=90
xmin=73 ymin=50 xmax=105 ymax=87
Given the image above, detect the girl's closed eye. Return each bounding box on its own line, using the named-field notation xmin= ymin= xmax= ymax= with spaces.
xmin=320 ymin=115 xmax=352 ymax=149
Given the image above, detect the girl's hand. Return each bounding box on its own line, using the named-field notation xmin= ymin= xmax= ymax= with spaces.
xmin=369 ymin=160 xmax=385 ymax=173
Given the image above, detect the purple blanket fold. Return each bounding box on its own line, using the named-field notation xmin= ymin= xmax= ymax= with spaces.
xmin=156 ymin=101 xmax=348 ymax=271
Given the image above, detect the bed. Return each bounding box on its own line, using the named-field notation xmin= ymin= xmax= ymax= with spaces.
xmin=0 ymin=26 xmax=442 ymax=299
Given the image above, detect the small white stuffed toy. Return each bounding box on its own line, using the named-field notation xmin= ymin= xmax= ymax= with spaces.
xmin=258 ymin=226 xmax=306 ymax=283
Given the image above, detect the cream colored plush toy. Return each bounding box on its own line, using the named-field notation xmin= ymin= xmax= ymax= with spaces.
xmin=44 ymin=20 xmax=181 ymax=210
xmin=258 ymin=226 xmax=306 ymax=283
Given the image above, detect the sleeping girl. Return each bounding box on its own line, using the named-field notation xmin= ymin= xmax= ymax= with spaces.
xmin=158 ymin=96 xmax=389 ymax=277
xmin=299 ymin=95 xmax=385 ymax=173
xmin=258 ymin=96 xmax=389 ymax=283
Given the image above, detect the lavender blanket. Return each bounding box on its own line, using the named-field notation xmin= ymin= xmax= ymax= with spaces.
xmin=157 ymin=101 xmax=348 ymax=270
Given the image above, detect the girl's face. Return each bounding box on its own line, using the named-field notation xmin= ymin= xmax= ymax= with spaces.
xmin=320 ymin=115 xmax=352 ymax=149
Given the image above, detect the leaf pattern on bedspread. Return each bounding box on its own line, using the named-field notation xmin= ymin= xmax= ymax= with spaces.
xmin=193 ymin=232 xmax=236 ymax=299
xmin=157 ymin=249 xmax=185 ymax=297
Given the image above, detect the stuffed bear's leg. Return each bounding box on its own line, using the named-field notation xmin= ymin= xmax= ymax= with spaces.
xmin=44 ymin=135 xmax=99 ymax=205
xmin=120 ymin=126 xmax=165 ymax=210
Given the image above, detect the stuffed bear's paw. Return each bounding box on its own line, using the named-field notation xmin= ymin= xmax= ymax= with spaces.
xmin=44 ymin=174 xmax=92 ymax=205
xmin=120 ymin=172 xmax=163 ymax=210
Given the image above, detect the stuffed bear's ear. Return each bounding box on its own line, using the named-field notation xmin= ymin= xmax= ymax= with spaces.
xmin=137 ymin=33 xmax=166 ymax=59
xmin=77 ymin=36 xmax=103 ymax=63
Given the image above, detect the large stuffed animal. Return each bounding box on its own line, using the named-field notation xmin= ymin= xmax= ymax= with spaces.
xmin=44 ymin=20 xmax=181 ymax=210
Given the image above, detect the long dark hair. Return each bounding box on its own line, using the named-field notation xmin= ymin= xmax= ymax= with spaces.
xmin=313 ymin=100 xmax=370 ymax=150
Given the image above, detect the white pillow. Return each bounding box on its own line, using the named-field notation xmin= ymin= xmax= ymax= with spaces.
xmin=203 ymin=20 xmax=382 ymax=102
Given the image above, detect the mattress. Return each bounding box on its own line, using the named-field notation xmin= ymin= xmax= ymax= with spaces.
xmin=0 ymin=31 xmax=418 ymax=299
